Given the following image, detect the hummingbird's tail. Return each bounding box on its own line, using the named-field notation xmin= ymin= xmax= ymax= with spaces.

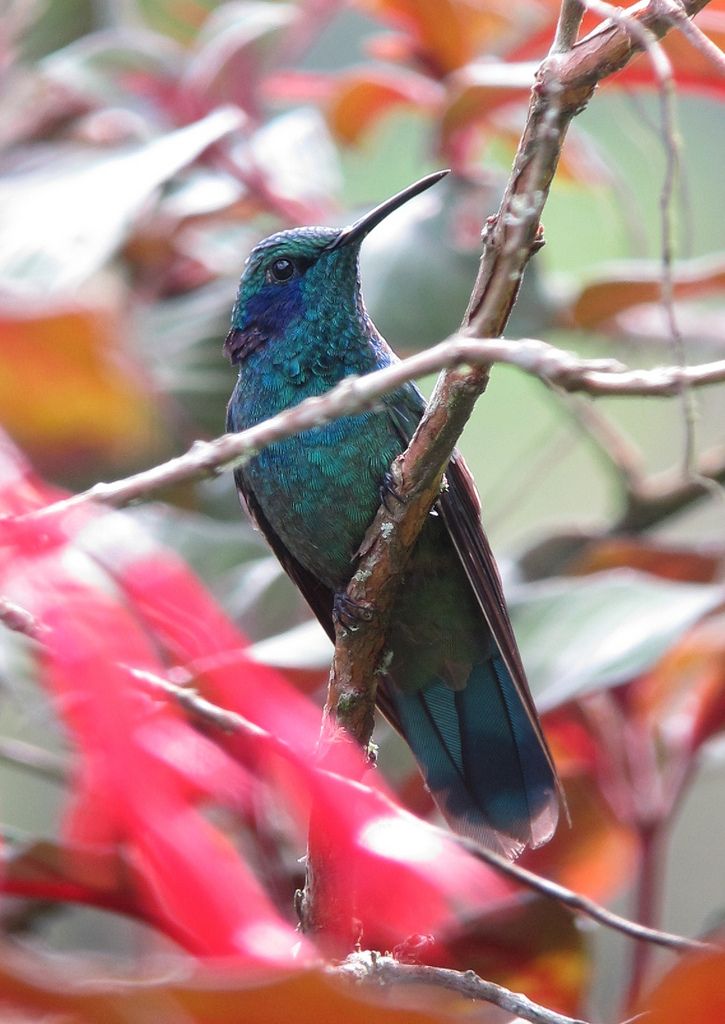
xmin=385 ymin=654 xmax=558 ymax=858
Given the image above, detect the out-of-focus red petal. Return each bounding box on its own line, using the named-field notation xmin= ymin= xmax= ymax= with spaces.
xmin=4 ymin=559 xmax=304 ymax=964
xmin=91 ymin=533 xmax=325 ymax=752
xmin=0 ymin=430 xmax=517 ymax=959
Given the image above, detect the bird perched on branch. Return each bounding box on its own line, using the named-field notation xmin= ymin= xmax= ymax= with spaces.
xmin=225 ymin=171 xmax=562 ymax=857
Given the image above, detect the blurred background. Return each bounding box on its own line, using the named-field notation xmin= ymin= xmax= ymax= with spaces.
xmin=1 ymin=0 xmax=724 ymax=1019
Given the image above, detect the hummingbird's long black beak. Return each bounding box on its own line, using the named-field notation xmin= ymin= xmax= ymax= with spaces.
xmin=327 ymin=169 xmax=449 ymax=251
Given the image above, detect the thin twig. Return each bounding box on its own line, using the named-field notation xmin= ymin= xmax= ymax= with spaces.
xmin=128 ymin=666 xmax=275 ymax=742
xmin=452 ymin=834 xmax=714 ymax=955
xmin=648 ymin=20 xmax=696 ymax=486
xmin=551 ymin=0 xmax=586 ymax=52
xmin=657 ymin=0 xmax=725 ymax=74
xmin=615 ymin=441 xmax=725 ymax=531
xmin=0 ymin=738 xmax=66 ymax=782
xmin=580 ymin=0 xmax=700 ymax=489
xmin=9 ymin=339 xmax=725 ymax=523
xmin=336 ymin=951 xmax=592 ymax=1024
xmin=0 ymin=598 xmax=47 ymax=641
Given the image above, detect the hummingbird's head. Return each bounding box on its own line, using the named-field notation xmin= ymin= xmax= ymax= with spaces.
xmin=225 ymin=170 xmax=449 ymax=365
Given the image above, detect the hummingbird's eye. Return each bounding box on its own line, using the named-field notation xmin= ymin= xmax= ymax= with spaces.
xmin=268 ymin=257 xmax=295 ymax=283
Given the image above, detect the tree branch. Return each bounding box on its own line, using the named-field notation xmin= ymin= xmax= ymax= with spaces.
xmin=551 ymin=0 xmax=586 ymax=53
xmin=657 ymin=0 xmax=725 ymax=75
xmin=0 ymin=739 xmax=66 ymax=782
xmin=16 ymin=338 xmax=725 ymax=523
xmin=336 ymin=952 xmax=592 ymax=1024
xmin=615 ymin=442 xmax=725 ymax=531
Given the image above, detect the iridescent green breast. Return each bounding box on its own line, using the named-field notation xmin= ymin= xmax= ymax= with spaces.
xmin=233 ymin=400 xmax=402 ymax=589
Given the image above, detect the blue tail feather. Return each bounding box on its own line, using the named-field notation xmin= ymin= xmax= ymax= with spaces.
xmin=390 ymin=656 xmax=557 ymax=857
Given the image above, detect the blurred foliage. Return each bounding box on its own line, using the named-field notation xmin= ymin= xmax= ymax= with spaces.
xmin=0 ymin=0 xmax=724 ymax=1021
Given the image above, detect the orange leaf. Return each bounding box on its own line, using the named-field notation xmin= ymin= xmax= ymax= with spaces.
xmin=636 ymin=951 xmax=725 ymax=1023
xmin=566 ymin=538 xmax=724 ymax=585
xmin=570 ymin=255 xmax=725 ymax=328
xmin=357 ymin=0 xmax=511 ymax=76
xmin=611 ymin=12 xmax=725 ymax=98
xmin=327 ymin=69 xmax=443 ymax=144
xmin=0 ymin=289 xmax=157 ymax=473
xmin=0 ymin=949 xmax=515 ymax=1023
xmin=631 ymin=610 xmax=725 ymax=753
xmin=439 ymin=62 xmax=536 ymax=155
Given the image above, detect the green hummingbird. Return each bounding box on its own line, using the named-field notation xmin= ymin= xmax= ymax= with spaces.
xmin=225 ymin=171 xmax=562 ymax=856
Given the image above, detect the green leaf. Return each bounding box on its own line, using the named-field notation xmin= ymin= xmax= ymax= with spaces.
xmin=132 ymin=0 xmax=222 ymax=46
xmin=510 ymin=569 xmax=725 ymax=708
xmin=18 ymin=0 xmax=94 ymax=61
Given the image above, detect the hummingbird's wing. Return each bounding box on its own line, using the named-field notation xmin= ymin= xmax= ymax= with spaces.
xmin=384 ymin=382 xmax=563 ymax=851
xmin=232 ymin=466 xmax=336 ymax=642
xmin=232 ymin=464 xmax=412 ymax=758
xmin=439 ymin=447 xmax=565 ymax=840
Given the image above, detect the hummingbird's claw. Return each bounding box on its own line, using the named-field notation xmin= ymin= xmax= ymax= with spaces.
xmin=333 ymin=592 xmax=374 ymax=631
xmin=380 ymin=470 xmax=406 ymax=513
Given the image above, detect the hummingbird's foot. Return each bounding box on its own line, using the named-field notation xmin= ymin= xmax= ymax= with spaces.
xmin=333 ymin=593 xmax=374 ymax=631
xmin=380 ymin=470 xmax=406 ymax=513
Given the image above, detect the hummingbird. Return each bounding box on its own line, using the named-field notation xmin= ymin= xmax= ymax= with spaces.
xmin=225 ymin=171 xmax=562 ymax=857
